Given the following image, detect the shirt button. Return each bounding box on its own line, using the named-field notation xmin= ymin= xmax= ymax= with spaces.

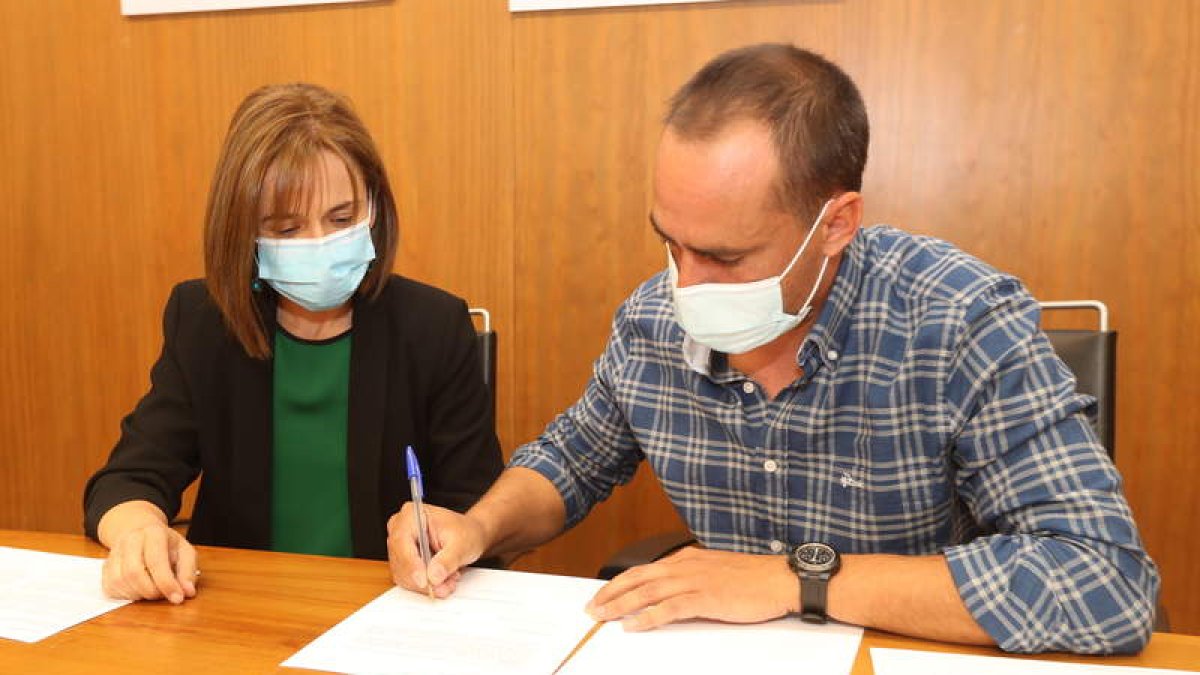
xmin=763 ymin=459 xmax=779 ymax=473
xmin=742 ymin=381 xmax=755 ymax=394
xmin=769 ymin=539 xmax=785 ymax=553
xmin=827 ymin=349 xmax=839 ymax=361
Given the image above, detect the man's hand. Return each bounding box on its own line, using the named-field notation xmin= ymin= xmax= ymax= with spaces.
xmin=101 ymin=522 xmax=198 ymax=604
xmin=585 ymin=547 xmax=797 ymax=630
xmin=386 ymin=503 xmax=488 ymax=598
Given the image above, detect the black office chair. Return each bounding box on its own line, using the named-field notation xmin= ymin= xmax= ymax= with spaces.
xmin=1040 ymin=301 xmax=1116 ymax=458
xmin=469 ymin=307 xmax=498 ymax=421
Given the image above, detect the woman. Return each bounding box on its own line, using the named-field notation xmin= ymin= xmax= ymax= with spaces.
xmin=84 ymin=83 xmax=503 ymax=604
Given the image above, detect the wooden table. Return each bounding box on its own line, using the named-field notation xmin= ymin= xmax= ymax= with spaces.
xmin=1 ymin=530 xmax=1197 ymax=673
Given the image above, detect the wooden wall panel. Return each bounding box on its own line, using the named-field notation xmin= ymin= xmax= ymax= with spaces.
xmin=1 ymin=0 xmax=1196 ymax=635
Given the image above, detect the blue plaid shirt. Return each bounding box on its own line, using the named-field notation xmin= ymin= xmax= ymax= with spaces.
xmin=510 ymin=226 xmax=1158 ymax=654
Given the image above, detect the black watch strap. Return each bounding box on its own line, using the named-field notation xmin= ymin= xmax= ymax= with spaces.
xmin=799 ymin=575 xmax=829 ymax=624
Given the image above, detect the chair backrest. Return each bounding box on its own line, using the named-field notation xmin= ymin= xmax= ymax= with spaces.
xmin=1040 ymin=301 xmax=1116 ymax=459
xmin=469 ymin=308 xmax=497 ymax=420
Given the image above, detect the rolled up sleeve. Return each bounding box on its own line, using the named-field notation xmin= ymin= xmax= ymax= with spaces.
xmin=508 ymin=301 xmax=644 ymax=529
xmin=943 ymin=288 xmax=1158 ymax=654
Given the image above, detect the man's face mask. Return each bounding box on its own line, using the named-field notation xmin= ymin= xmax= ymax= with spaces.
xmin=255 ymin=214 xmax=376 ymax=312
xmin=668 ymin=200 xmax=832 ymax=354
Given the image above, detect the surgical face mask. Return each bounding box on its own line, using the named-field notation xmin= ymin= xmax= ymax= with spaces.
xmin=256 ymin=215 xmax=376 ymax=312
xmin=668 ymin=200 xmax=832 ymax=354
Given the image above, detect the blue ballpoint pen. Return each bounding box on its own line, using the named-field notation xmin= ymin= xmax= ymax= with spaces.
xmin=404 ymin=445 xmax=435 ymax=599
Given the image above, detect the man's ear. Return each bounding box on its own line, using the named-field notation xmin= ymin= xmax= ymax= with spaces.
xmin=820 ymin=192 xmax=863 ymax=257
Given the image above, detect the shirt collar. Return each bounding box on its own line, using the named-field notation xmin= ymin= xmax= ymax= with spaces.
xmin=797 ymin=230 xmax=864 ymax=372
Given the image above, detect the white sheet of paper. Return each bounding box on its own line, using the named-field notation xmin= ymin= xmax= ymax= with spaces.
xmin=510 ymin=0 xmax=725 ymax=12
xmin=0 ymin=546 xmax=130 ymax=643
xmin=560 ymin=615 xmax=864 ymax=674
xmin=281 ymin=568 xmax=605 ymax=675
xmin=870 ymin=647 xmax=1192 ymax=675
xmin=120 ymin=0 xmax=373 ymax=16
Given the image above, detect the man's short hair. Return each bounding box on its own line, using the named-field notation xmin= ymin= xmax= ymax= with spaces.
xmin=665 ymin=43 xmax=870 ymax=220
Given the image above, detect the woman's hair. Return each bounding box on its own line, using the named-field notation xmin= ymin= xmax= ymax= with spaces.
xmin=203 ymin=82 xmax=399 ymax=359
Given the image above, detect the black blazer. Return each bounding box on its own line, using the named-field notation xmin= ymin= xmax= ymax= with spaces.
xmin=84 ymin=276 xmax=503 ymax=560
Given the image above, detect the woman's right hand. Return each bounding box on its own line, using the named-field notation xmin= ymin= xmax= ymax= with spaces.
xmin=97 ymin=501 xmax=198 ymax=604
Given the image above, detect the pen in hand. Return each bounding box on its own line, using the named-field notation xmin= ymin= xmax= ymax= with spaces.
xmin=405 ymin=445 xmax=435 ymax=600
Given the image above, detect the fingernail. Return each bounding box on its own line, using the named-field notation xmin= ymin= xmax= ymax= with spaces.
xmin=184 ymin=582 xmax=196 ymax=596
xmin=622 ymin=616 xmax=641 ymax=631
xmin=169 ymin=593 xmax=183 ymax=604
xmin=590 ymin=605 xmax=605 ymax=620
xmin=411 ymin=570 xmax=426 ymax=588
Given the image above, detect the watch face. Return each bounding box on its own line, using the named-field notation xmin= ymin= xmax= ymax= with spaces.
xmin=793 ymin=543 xmax=837 ymax=572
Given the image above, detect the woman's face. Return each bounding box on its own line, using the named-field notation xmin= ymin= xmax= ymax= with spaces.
xmin=257 ymin=150 xmax=367 ymax=240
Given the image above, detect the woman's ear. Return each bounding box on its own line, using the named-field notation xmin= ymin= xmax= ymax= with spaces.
xmin=820 ymin=192 xmax=863 ymax=257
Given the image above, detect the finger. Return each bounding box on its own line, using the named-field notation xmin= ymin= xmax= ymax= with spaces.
xmin=622 ymin=595 xmax=699 ymax=632
xmin=423 ymin=508 xmax=481 ymax=587
xmin=432 ymin=570 xmax=462 ymax=598
xmin=426 ymin=542 xmax=475 ymax=588
xmin=172 ymin=537 xmax=199 ymax=597
xmin=587 ymin=564 xmax=659 ymax=616
xmin=116 ymin=531 xmax=161 ymax=600
xmin=385 ymin=511 xmax=407 ymax=540
xmin=101 ymin=553 xmax=131 ymax=600
xmin=387 ymin=504 xmax=427 ymax=591
xmin=142 ymin=527 xmax=185 ymax=604
xmin=590 ymin=570 xmax=688 ymax=622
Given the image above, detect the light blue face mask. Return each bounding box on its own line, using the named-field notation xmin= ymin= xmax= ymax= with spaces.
xmin=669 ymin=200 xmax=832 ymax=354
xmin=256 ymin=216 xmax=376 ymax=312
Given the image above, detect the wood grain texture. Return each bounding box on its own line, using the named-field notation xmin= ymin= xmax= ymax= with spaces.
xmin=1 ymin=0 xmax=1197 ymax=635
xmin=2 ymin=530 xmax=1199 ymax=673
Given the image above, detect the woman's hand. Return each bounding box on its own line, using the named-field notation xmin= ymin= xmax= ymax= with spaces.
xmin=97 ymin=501 xmax=198 ymax=604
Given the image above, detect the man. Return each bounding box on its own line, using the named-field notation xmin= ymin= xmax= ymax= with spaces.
xmin=387 ymin=43 xmax=1158 ymax=654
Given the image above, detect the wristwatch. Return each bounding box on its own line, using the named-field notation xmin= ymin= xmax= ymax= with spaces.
xmin=787 ymin=542 xmax=841 ymax=624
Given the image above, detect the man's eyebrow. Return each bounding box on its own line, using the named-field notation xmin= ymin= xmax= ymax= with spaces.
xmin=649 ymin=212 xmax=755 ymax=259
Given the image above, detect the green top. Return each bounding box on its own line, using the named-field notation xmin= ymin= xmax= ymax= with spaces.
xmin=270 ymin=328 xmax=353 ymax=557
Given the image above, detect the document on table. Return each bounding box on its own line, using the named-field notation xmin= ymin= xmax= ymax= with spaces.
xmin=0 ymin=546 xmax=130 ymax=643
xmin=560 ymin=614 xmax=863 ymax=674
xmin=871 ymin=647 xmax=1192 ymax=675
xmin=281 ymin=567 xmax=606 ymax=675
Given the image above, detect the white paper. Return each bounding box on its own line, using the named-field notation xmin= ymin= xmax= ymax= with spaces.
xmin=561 ymin=615 xmax=864 ymax=674
xmin=0 ymin=546 xmax=130 ymax=643
xmin=121 ymin=0 xmax=374 ymax=16
xmin=281 ymin=568 xmax=605 ymax=675
xmin=510 ymin=0 xmax=726 ymax=12
xmin=870 ymin=647 xmax=1192 ymax=675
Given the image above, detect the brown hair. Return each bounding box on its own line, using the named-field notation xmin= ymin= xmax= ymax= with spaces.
xmin=665 ymin=43 xmax=869 ymax=219
xmin=203 ymin=83 xmax=399 ymax=359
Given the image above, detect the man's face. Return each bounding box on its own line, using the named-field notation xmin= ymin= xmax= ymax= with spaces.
xmin=651 ymin=120 xmax=824 ymax=316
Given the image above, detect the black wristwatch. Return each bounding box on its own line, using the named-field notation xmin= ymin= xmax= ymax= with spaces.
xmin=787 ymin=542 xmax=841 ymax=624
